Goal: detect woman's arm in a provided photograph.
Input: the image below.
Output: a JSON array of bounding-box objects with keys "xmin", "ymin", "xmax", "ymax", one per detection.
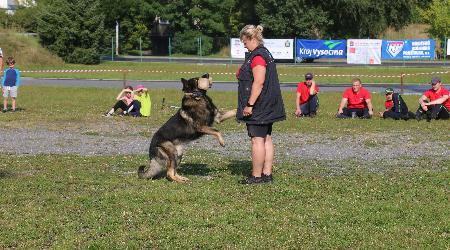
[{"xmin": 243, "ymin": 65, "xmax": 265, "ymax": 116}]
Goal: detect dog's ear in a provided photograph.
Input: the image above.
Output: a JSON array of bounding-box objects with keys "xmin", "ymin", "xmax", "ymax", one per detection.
[{"xmin": 181, "ymin": 78, "xmax": 189, "ymax": 91}]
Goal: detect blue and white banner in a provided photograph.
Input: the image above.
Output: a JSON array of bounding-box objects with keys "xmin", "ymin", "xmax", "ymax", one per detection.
[
  {"xmin": 296, "ymin": 39, "xmax": 346, "ymax": 59},
  {"xmin": 382, "ymin": 40, "xmax": 435, "ymax": 60}
]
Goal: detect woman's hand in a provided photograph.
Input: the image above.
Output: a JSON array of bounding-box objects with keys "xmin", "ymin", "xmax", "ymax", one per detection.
[{"xmin": 243, "ymin": 106, "xmax": 253, "ymax": 116}]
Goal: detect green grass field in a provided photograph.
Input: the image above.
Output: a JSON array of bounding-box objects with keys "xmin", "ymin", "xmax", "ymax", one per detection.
[
  {"xmin": 0, "ymin": 86, "xmax": 449, "ymax": 248},
  {"xmin": 20, "ymin": 61, "xmax": 450, "ymax": 84}
]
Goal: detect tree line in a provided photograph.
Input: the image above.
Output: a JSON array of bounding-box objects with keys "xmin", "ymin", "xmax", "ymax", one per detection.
[{"xmin": 0, "ymin": 0, "xmax": 447, "ymax": 64}]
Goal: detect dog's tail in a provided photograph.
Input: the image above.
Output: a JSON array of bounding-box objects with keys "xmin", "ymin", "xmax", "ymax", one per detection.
[{"xmin": 137, "ymin": 159, "xmax": 165, "ymax": 179}]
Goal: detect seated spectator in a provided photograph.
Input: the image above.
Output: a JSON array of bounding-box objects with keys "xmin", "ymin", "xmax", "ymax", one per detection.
[
  {"xmin": 133, "ymin": 85, "xmax": 151, "ymax": 117},
  {"xmin": 103, "ymin": 86, "xmax": 136, "ymax": 117},
  {"xmin": 336, "ymin": 78, "xmax": 373, "ymax": 118},
  {"xmin": 379, "ymin": 88, "xmax": 415, "ymax": 120},
  {"xmin": 295, "ymin": 72, "xmax": 319, "ymax": 117},
  {"xmin": 415, "ymin": 76, "xmax": 450, "ymax": 121}
]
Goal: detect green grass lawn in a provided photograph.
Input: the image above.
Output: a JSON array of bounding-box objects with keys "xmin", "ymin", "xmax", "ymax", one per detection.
[
  {"xmin": 0, "ymin": 85, "xmax": 449, "ymax": 248},
  {"xmin": 0, "ymin": 154, "xmax": 448, "ymax": 248},
  {"xmin": 20, "ymin": 61, "xmax": 450, "ymax": 84},
  {"xmin": 3, "ymin": 86, "xmax": 449, "ymax": 138}
]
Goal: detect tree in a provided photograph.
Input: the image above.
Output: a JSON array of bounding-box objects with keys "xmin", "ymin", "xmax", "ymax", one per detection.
[
  {"xmin": 255, "ymin": 0, "xmax": 331, "ymax": 38},
  {"xmin": 37, "ymin": 0, "xmax": 106, "ymax": 64},
  {"xmin": 253, "ymin": 0, "xmax": 417, "ymax": 39},
  {"xmin": 421, "ymin": 0, "xmax": 450, "ymax": 42}
]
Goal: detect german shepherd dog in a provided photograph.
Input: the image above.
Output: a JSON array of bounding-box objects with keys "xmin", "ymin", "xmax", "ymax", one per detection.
[{"xmin": 138, "ymin": 73, "xmax": 236, "ymax": 182}]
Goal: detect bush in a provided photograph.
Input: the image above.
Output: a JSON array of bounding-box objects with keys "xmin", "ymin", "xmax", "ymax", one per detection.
[
  {"xmin": 172, "ymin": 31, "xmax": 213, "ymax": 55},
  {"xmin": 65, "ymin": 48, "xmax": 100, "ymax": 64}
]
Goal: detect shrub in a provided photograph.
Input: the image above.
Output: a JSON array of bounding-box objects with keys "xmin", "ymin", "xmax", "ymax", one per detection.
[
  {"xmin": 172, "ymin": 31, "xmax": 213, "ymax": 55},
  {"xmin": 65, "ymin": 48, "xmax": 100, "ymax": 64}
]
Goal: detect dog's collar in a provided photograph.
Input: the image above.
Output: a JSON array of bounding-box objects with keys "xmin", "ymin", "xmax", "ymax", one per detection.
[{"xmin": 184, "ymin": 90, "xmax": 205, "ymax": 99}]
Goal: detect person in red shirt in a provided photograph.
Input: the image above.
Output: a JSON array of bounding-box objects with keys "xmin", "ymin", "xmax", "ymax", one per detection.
[
  {"xmin": 295, "ymin": 72, "xmax": 319, "ymax": 117},
  {"xmin": 336, "ymin": 78, "xmax": 373, "ymax": 118},
  {"xmin": 416, "ymin": 76, "xmax": 450, "ymax": 121}
]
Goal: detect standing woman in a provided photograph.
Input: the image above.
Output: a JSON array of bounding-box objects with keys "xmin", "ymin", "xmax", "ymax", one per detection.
[{"xmin": 236, "ymin": 25, "xmax": 286, "ymax": 184}]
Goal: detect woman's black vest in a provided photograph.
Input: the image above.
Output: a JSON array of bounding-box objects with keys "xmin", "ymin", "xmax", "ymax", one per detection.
[{"xmin": 236, "ymin": 45, "xmax": 286, "ymax": 124}]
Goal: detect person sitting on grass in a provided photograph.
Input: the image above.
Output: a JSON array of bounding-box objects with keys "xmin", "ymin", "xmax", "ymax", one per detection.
[
  {"xmin": 132, "ymin": 85, "xmax": 151, "ymax": 117},
  {"xmin": 336, "ymin": 78, "xmax": 373, "ymax": 119},
  {"xmin": 295, "ymin": 72, "xmax": 319, "ymax": 118},
  {"xmin": 103, "ymin": 86, "xmax": 136, "ymax": 117},
  {"xmin": 379, "ymin": 88, "xmax": 415, "ymax": 120},
  {"xmin": 1, "ymin": 57, "xmax": 21, "ymax": 112},
  {"xmin": 415, "ymin": 76, "xmax": 450, "ymax": 121}
]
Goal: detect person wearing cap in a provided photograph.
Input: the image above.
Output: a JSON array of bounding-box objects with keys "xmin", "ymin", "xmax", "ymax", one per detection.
[
  {"xmin": 379, "ymin": 88, "xmax": 414, "ymax": 120},
  {"xmin": 415, "ymin": 76, "xmax": 450, "ymax": 121},
  {"xmin": 336, "ymin": 78, "xmax": 373, "ymax": 118},
  {"xmin": 133, "ymin": 84, "xmax": 151, "ymax": 117},
  {"xmin": 103, "ymin": 86, "xmax": 135, "ymax": 117},
  {"xmin": 295, "ymin": 72, "xmax": 319, "ymax": 117}
]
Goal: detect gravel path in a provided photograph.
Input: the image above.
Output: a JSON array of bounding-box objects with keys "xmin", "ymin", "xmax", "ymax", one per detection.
[{"xmin": 0, "ymin": 128, "xmax": 448, "ymax": 165}]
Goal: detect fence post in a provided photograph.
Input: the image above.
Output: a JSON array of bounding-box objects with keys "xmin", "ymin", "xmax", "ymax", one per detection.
[
  {"xmin": 123, "ymin": 70, "xmax": 127, "ymax": 88},
  {"xmin": 161, "ymin": 97, "xmax": 166, "ymax": 110},
  {"xmin": 139, "ymin": 37, "xmax": 142, "ymax": 62},
  {"xmin": 168, "ymin": 37, "xmax": 172, "ymax": 63},
  {"xmin": 400, "ymin": 72, "xmax": 404, "ymax": 94},
  {"xmin": 111, "ymin": 37, "xmax": 114, "ymax": 61}
]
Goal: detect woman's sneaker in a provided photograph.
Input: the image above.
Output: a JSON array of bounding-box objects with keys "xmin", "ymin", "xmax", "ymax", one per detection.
[
  {"xmin": 262, "ymin": 174, "xmax": 273, "ymax": 183},
  {"xmin": 241, "ymin": 175, "xmax": 263, "ymax": 184}
]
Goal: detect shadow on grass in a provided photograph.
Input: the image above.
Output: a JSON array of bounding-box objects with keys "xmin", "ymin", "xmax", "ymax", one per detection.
[
  {"xmin": 0, "ymin": 169, "xmax": 14, "ymax": 178},
  {"xmin": 228, "ymin": 160, "xmax": 252, "ymax": 177},
  {"xmin": 178, "ymin": 163, "xmax": 211, "ymax": 176}
]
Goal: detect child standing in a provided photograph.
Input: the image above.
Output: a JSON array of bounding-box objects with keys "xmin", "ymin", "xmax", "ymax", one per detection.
[{"xmin": 1, "ymin": 57, "xmax": 21, "ymax": 112}]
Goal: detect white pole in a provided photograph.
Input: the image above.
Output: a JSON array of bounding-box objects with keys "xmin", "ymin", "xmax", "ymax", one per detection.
[{"xmin": 115, "ymin": 21, "xmax": 119, "ymax": 56}]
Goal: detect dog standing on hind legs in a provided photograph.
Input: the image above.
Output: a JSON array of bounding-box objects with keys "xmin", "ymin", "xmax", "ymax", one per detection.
[{"xmin": 138, "ymin": 74, "xmax": 236, "ymax": 182}]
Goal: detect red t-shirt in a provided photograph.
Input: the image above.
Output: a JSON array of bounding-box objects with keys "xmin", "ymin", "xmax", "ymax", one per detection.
[
  {"xmin": 343, "ymin": 87, "xmax": 371, "ymax": 109},
  {"xmin": 385, "ymin": 100, "xmax": 393, "ymax": 109},
  {"xmin": 296, "ymin": 82, "xmax": 319, "ymax": 104},
  {"xmin": 424, "ymin": 87, "xmax": 450, "ymax": 110},
  {"xmin": 235, "ymin": 55, "xmax": 267, "ymax": 78}
]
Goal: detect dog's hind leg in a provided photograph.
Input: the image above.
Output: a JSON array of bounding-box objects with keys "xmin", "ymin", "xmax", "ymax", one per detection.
[
  {"xmin": 160, "ymin": 142, "xmax": 189, "ymax": 182},
  {"xmin": 199, "ymin": 126, "xmax": 225, "ymax": 147},
  {"xmin": 215, "ymin": 109, "xmax": 237, "ymax": 123}
]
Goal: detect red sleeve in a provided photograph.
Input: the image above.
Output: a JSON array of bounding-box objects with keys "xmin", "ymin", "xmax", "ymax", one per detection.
[
  {"xmin": 441, "ymin": 88, "xmax": 449, "ymax": 95},
  {"xmin": 250, "ymin": 55, "xmax": 267, "ymax": 68},
  {"xmin": 296, "ymin": 83, "xmax": 302, "ymax": 93},
  {"xmin": 342, "ymin": 88, "xmax": 350, "ymax": 98},
  {"xmin": 424, "ymin": 90, "xmax": 432, "ymax": 98}
]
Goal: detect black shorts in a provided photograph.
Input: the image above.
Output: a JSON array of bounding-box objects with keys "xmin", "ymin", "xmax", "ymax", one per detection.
[{"xmin": 246, "ymin": 123, "xmax": 273, "ymax": 138}]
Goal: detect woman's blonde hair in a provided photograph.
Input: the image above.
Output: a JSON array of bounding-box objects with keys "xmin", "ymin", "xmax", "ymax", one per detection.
[{"xmin": 239, "ymin": 25, "xmax": 264, "ymax": 44}]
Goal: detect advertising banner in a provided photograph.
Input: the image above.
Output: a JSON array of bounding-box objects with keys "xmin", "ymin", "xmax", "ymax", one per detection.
[
  {"xmin": 447, "ymin": 39, "xmax": 450, "ymax": 56},
  {"xmin": 230, "ymin": 38, "xmax": 294, "ymax": 59},
  {"xmin": 347, "ymin": 39, "xmax": 382, "ymax": 64},
  {"xmin": 295, "ymin": 39, "xmax": 346, "ymax": 60},
  {"xmin": 382, "ymin": 40, "xmax": 435, "ymax": 60}
]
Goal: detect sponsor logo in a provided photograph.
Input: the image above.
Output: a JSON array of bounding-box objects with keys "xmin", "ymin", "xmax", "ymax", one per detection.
[
  {"xmin": 386, "ymin": 41, "xmax": 404, "ymax": 58},
  {"xmin": 323, "ymin": 41, "xmax": 343, "ymax": 49}
]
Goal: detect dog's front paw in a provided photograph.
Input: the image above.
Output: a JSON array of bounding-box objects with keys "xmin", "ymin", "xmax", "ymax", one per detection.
[{"xmin": 219, "ymin": 137, "xmax": 225, "ymax": 147}]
